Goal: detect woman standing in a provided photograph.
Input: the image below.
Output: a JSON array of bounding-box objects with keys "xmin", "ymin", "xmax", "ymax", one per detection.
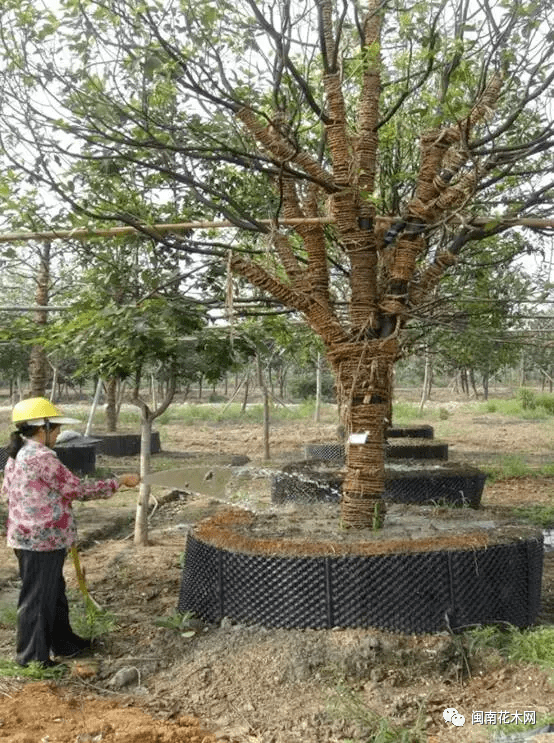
[{"xmin": 1, "ymin": 397, "xmax": 139, "ymax": 668}]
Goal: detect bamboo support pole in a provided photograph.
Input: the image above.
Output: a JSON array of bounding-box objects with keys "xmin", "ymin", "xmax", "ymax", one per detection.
[
  {"xmin": 0, "ymin": 218, "xmax": 332, "ymax": 243},
  {"xmin": 0, "ymin": 215, "xmax": 551, "ymax": 244}
]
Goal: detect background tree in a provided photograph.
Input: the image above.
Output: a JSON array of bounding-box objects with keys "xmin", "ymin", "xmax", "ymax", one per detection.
[
  {"xmin": 43, "ymin": 296, "xmax": 205, "ymax": 544},
  {"xmin": 1, "ymin": 0, "xmax": 553, "ymax": 528},
  {"xmin": 405, "ymin": 232, "xmax": 535, "ymax": 401}
]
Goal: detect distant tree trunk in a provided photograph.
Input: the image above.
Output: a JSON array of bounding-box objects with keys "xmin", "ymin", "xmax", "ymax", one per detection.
[
  {"xmin": 314, "ymin": 352, "xmax": 322, "ymax": 423},
  {"xmin": 29, "ymin": 241, "xmax": 51, "ymax": 397},
  {"xmin": 256, "ymin": 354, "xmax": 271, "ymax": 459},
  {"xmin": 134, "ymin": 413, "xmax": 153, "ymax": 546},
  {"xmin": 105, "ymin": 378, "xmax": 118, "ymax": 432},
  {"xmin": 279, "ymin": 366, "xmax": 287, "ymax": 400},
  {"xmin": 151, "ymin": 374, "xmax": 157, "ymax": 409},
  {"xmin": 241, "ymin": 373, "xmax": 249, "ymax": 413},
  {"xmin": 519, "ymin": 351, "xmax": 526, "ymax": 386},
  {"xmin": 85, "ymin": 378, "xmax": 103, "ymax": 436},
  {"xmin": 470, "ymin": 369, "xmax": 479, "ymax": 398},
  {"xmin": 482, "ymin": 371, "xmax": 489, "ymax": 400},
  {"xmin": 460, "ymin": 369, "xmax": 469, "ymax": 395},
  {"xmin": 49, "ymin": 366, "xmax": 58, "ymax": 402},
  {"xmin": 262, "ymin": 386, "xmax": 270, "ymax": 460},
  {"xmin": 419, "ymin": 347, "xmax": 433, "ymax": 413}
]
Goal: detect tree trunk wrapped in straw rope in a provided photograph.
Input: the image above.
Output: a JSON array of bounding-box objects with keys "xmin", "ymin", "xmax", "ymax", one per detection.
[{"xmin": 327, "ymin": 338, "xmax": 398, "ymax": 528}]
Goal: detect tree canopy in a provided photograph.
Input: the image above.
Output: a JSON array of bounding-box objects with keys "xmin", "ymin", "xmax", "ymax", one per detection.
[{"xmin": 1, "ymin": 0, "xmax": 553, "ymax": 527}]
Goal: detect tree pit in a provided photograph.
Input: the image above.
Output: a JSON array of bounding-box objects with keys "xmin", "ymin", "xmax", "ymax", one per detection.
[
  {"xmin": 178, "ymin": 505, "xmax": 543, "ymax": 633},
  {"xmin": 271, "ymin": 459, "xmax": 485, "ymax": 507}
]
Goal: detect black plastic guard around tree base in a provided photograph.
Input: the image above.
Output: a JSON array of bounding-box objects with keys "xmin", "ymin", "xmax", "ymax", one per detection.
[
  {"xmin": 385, "ymin": 425, "xmax": 434, "ymax": 439},
  {"xmin": 95, "ymin": 431, "xmax": 161, "ymax": 456},
  {"xmin": 0, "ymin": 444, "xmax": 97, "ymax": 475},
  {"xmin": 178, "ymin": 534, "xmax": 543, "ymax": 633},
  {"xmin": 386, "ymin": 440, "xmax": 449, "ymax": 460},
  {"xmin": 270, "ymin": 460, "xmax": 486, "ymax": 508},
  {"xmin": 305, "ymin": 436, "xmax": 446, "ymax": 464}
]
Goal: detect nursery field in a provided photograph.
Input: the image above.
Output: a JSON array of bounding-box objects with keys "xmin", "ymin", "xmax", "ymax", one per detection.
[{"xmin": 0, "ymin": 389, "xmax": 553, "ymax": 743}]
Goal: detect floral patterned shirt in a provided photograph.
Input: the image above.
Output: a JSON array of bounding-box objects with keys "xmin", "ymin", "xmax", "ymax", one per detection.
[{"xmin": 1, "ymin": 439, "xmax": 119, "ymax": 551}]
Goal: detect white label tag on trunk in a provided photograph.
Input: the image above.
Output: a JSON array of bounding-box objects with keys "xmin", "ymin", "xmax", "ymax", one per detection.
[{"xmin": 348, "ymin": 432, "xmax": 368, "ymax": 444}]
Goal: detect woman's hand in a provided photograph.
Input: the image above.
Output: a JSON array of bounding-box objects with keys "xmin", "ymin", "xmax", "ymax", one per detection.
[{"xmin": 118, "ymin": 473, "xmax": 140, "ymax": 488}]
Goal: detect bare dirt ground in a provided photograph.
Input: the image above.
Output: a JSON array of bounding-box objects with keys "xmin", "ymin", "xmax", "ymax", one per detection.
[{"xmin": 0, "ymin": 392, "xmax": 553, "ymax": 743}]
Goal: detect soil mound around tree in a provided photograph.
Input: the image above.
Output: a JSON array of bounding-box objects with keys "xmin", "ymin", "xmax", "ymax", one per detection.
[{"xmin": 192, "ymin": 503, "xmax": 540, "ymax": 556}]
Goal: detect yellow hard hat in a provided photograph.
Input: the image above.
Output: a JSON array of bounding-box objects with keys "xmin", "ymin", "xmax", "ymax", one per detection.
[{"xmin": 12, "ymin": 397, "xmax": 80, "ymax": 426}]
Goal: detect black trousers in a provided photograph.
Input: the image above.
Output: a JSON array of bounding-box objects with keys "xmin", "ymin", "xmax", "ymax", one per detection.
[{"xmin": 14, "ymin": 548, "xmax": 79, "ymax": 665}]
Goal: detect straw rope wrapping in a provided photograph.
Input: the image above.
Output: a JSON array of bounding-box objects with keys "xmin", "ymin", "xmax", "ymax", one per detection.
[
  {"xmin": 268, "ymin": 227, "xmax": 305, "ymax": 290},
  {"xmin": 410, "ymin": 250, "xmax": 458, "ymax": 306},
  {"xmin": 279, "ymin": 179, "xmax": 332, "ymax": 308},
  {"xmin": 328, "ymin": 337, "xmax": 398, "ymax": 411},
  {"xmin": 406, "ymin": 73, "xmax": 503, "ymax": 226},
  {"xmin": 342, "ymin": 402, "xmax": 388, "ymax": 528},
  {"xmin": 236, "ymin": 107, "xmax": 336, "ymax": 192},
  {"xmin": 230, "ymin": 254, "xmax": 311, "ymax": 314},
  {"xmin": 327, "ymin": 339, "xmax": 398, "ymax": 528}
]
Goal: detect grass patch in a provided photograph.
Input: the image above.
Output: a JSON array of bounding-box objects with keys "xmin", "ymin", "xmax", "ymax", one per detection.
[
  {"xmin": 0, "ymin": 658, "xmax": 67, "ymax": 679},
  {"xmin": 156, "ymin": 400, "xmax": 338, "ymax": 426},
  {"xmin": 328, "ymin": 679, "xmax": 426, "ymax": 743},
  {"xmin": 473, "ymin": 393, "xmax": 554, "ymax": 420},
  {"xmin": 69, "ymin": 594, "xmax": 118, "ymax": 640},
  {"xmin": 496, "ymin": 713, "xmax": 554, "ymax": 738},
  {"xmin": 390, "ymin": 402, "xmax": 427, "ymax": 423},
  {"xmin": 468, "ymin": 625, "xmax": 554, "ymax": 669},
  {"xmin": 484, "ymin": 455, "xmax": 536, "ymax": 481},
  {"xmin": 0, "ymin": 605, "xmax": 17, "ymax": 628},
  {"xmin": 511, "ymin": 505, "xmax": 554, "ymax": 528},
  {"xmin": 484, "ymin": 456, "xmax": 554, "ymax": 482}
]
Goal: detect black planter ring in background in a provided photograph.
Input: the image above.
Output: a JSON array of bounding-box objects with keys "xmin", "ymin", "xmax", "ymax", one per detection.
[
  {"xmin": 0, "ymin": 438, "xmax": 100, "ymax": 476},
  {"xmin": 386, "ymin": 425, "xmax": 434, "ymax": 439},
  {"xmin": 271, "ymin": 460, "xmax": 343, "ymax": 504},
  {"xmin": 54, "ymin": 437, "xmax": 100, "ymax": 475},
  {"xmin": 271, "ymin": 460, "xmax": 484, "ymax": 508},
  {"xmin": 178, "ymin": 509, "xmax": 543, "ymax": 634},
  {"xmin": 386, "ymin": 439, "xmax": 449, "ymax": 460},
  {"xmin": 305, "ymin": 436, "xmax": 446, "ymax": 464},
  {"xmin": 95, "ymin": 431, "xmax": 161, "ymax": 457}
]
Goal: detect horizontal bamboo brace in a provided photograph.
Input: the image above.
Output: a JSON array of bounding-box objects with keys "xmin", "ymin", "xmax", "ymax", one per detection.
[
  {"xmin": 0, "ymin": 218, "xmax": 335, "ymax": 243},
  {"xmin": 0, "ymin": 215, "xmax": 551, "ymax": 244}
]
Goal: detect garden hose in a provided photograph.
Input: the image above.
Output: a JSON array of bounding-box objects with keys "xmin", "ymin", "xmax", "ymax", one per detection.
[{"xmin": 70, "ymin": 545, "xmax": 103, "ymax": 612}]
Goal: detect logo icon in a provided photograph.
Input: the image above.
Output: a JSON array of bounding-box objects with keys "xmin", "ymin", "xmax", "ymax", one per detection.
[{"xmin": 443, "ymin": 708, "xmax": 466, "ymax": 727}]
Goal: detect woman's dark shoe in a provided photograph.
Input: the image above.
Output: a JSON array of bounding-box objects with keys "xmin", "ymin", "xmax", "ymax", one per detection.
[{"xmin": 52, "ymin": 637, "xmax": 92, "ymax": 658}]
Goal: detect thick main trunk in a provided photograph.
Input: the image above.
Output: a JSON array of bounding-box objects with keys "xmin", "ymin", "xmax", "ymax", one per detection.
[{"xmin": 327, "ymin": 337, "xmax": 398, "ymax": 529}]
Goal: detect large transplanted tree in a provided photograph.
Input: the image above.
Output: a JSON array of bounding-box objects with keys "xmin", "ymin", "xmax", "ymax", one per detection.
[{"xmin": 0, "ymin": 0, "xmax": 553, "ymax": 528}]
